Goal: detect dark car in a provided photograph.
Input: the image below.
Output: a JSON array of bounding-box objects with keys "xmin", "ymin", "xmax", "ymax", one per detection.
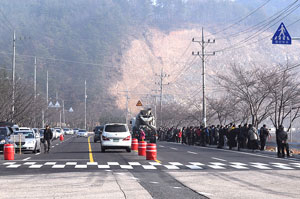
[
  {"xmin": 93, "ymin": 125, "xmax": 104, "ymax": 143},
  {"xmin": 0, "ymin": 127, "xmax": 12, "ymax": 151}
]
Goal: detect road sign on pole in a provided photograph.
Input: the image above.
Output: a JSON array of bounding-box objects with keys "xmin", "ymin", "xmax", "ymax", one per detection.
[
  {"xmin": 272, "ymin": 23, "xmax": 292, "ymax": 45},
  {"xmin": 136, "ymin": 100, "xmax": 143, "ymax": 106}
]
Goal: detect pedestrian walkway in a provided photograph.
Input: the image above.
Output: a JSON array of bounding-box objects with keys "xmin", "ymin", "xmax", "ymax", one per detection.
[{"xmin": 2, "ymin": 161, "xmax": 300, "ymax": 170}]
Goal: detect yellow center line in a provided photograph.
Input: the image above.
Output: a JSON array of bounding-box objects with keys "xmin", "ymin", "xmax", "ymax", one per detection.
[
  {"xmin": 155, "ymin": 159, "xmax": 161, "ymax": 163},
  {"xmin": 88, "ymin": 136, "xmax": 94, "ymax": 163}
]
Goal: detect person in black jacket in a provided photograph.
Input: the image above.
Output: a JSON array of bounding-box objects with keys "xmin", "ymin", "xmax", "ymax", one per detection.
[
  {"xmin": 277, "ymin": 125, "xmax": 290, "ymax": 158},
  {"xmin": 43, "ymin": 125, "xmax": 53, "ymax": 153},
  {"xmin": 259, "ymin": 124, "xmax": 270, "ymax": 151}
]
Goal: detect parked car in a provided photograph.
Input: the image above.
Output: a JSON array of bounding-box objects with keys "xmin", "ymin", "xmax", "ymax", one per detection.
[
  {"xmin": 19, "ymin": 127, "xmax": 31, "ymax": 131},
  {"xmin": 13, "ymin": 130, "xmax": 41, "ymax": 153},
  {"xmin": 39, "ymin": 128, "xmax": 45, "ymax": 143},
  {"xmin": 77, "ymin": 129, "xmax": 88, "ymax": 137},
  {"xmin": 0, "ymin": 127, "xmax": 12, "ymax": 151},
  {"xmin": 93, "ymin": 126, "xmax": 104, "ymax": 143},
  {"xmin": 100, "ymin": 123, "xmax": 131, "ymax": 153},
  {"xmin": 73, "ymin": 128, "xmax": 79, "ymax": 135},
  {"xmin": 54, "ymin": 128, "xmax": 63, "ymax": 137},
  {"xmin": 51, "ymin": 128, "xmax": 59, "ymax": 139}
]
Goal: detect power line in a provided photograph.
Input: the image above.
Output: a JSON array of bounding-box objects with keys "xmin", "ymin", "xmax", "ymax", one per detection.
[{"xmin": 207, "ymin": 0, "xmax": 272, "ymax": 38}]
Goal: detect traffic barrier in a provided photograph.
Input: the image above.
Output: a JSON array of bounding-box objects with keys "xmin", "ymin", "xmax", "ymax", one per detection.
[
  {"xmin": 60, "ymin": 134, "xmax": 64, "ymax": 141},
  {"xmin": 131, "ymin": 138, "xmax": 138, "ymax": 151},
  {"xmin": 4, "ymin": 144, "xmax": 14, "ymax": 160},
  {"xmin": 138, "ymin": 141, "xmax": 147, "ymax": 156},
  {"xmin": 146, "ymin": 143, "xmax": 157, "ymax": 160}
]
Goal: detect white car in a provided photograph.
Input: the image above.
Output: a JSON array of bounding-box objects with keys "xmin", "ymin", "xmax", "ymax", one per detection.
[
  {"xmin": 13, "ymin": 130, "xmax": 41, "ymax": 153},
  {"xmin": 100, "ymin": 123, "xmax": 131, "ymax": 153},
  {"xmin": 19, "ymin": 127, "xmax": 31, "ymax": 131},
  {"xmin": 77, "ymin": 129, "xmax": 88, "ymax": 137}
]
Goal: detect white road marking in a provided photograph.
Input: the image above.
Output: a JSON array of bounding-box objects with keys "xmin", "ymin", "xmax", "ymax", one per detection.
[
  {"xmin": 107, "ymin": 162, "xmax": 119, "ymax": 165},
  {"xmin": 44, "ymin": 162, "xmax": 56, "ymax": 165},
  {"xmin": 229, "ymin": 162, "xmax": 249, "ymax": 169},
  {"xmin": 164, "ymin": 165, "xmax": 180, "ymax": 170},
  {"xmin": 271, "ymin": 163, "xmax": 295, "ymax": 170},
  {"xmin": 22, "ymin": 157, "xmax": 31, "ymax": 161},
  {"xmin": 87, "ymin": 162, "xmax": 98, "ymax": 165},
  {"xmin": 66, "ymin": 162, "xmax": 77, "ymax": 166},
  {"xmin": 6, "ymin": 164, "xmax": 21, "ymax": 168},
  {"xmin": 128, "ymin": 162, "xmax": 141, "ymax": 166},
  {"xmin": 29, "ymin": 164, "xmax": 43, "ymax": 169},
  {"xmin": 170, "ymin": 147, "xmax": 178, "ymax": 150},
  {"xmin": 290, "ymin": 163, "xmax": 300, "ymax": 168},
  {"xmin": 98, "ymin": 165, "xmax": 110, "ymax": 169},
  {"xmin": 149, "ymin": 162, "xmax": 162, "ymax": 166},
  {"xmin": 120, "ymin": 165, "xmax": 133, "ymax": 169},
  {"xmin": 150, "ymin": 181, "xmax": 159, "ymax": 184},
  {"xmin": 159, "ymin": 145, "xmax": 165, "ymax": 148},
  {"xmin": 189, "ymin": 162, "xmax": 205, "ymax": 166},
  {"xmin": 173, "ymin": 187, "xmax": 181, "ymax": 189},
  {"xmin": 186, "ymin": 165, "xmax": 203, "ymax": 169},
  {"xmin": 169, "ymin": 162, "xmax": 183, "ymax": 166},
  {"xmin": 51, "ymin": 146, "xmax": 55, "ymax": 148},
  {"xmin": 198, "ymin": 192, "xmax": 214, "ymax": 196},
  {"xmin": 52, "ymin": 165, "xmax": 66, "ymax": 169},
  {"xmin": 196, "ymin": 145, "xmax": 300, "ymax": 162},
  {"xmin": 187, "ymin": 151, "xmax": 198, "ymax": 154},
  {"xmin": 75, "ymin": 165, "xmax": 87, "ymax": 169},
  {"xmin": 249, "ymin": 162, "xmax": 272, "ymax": 170},
  {"xmin": 35, "ymin": 153, "xmax": 41, "ymax": 156},
  {"xmin": 23, "ymin": 162, "xmax": 36, "ymax": 165},
  {"xmin": 208, "ymin": 162, "xmax": 226, "ymax": 169},
  {"xmin": 142, "ymin": 165, "xmax": 157, "ymax": 170},
  {"xmin": 212, "ymin": 157, "xmax": 227, "ymax": 162},
  {"xmin": 56, "ymin": 144, "xmax": 59, "ymax": 146},
  {"xmin": 3, "ymin": 162, "xmax": 16, "ymax": 165}
]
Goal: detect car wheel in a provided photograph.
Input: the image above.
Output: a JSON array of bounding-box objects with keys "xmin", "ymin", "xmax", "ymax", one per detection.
[
  {"xmin": 101, "ymin": 146, "xmax": 105, "ymax": 153},
  {"xmin": 126, "ymin": 148, "xmax": 131, "ymax": 153}
]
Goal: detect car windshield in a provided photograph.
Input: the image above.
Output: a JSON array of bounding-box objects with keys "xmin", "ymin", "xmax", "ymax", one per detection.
[
  {"xmin": 0, "ymin": 128, "xmax": 7, "ymax": 139},
  {"xmin": 105, "ymin": 125, "xmax": 127, "ymax": 132},
  {"xmin": 64, "ymin": 128, "xmax": 69, "ymax": 131},
  {"xmin": 14, "ymin": 131, "xmax": 34, "ymax": 138},
  {"xmin": 79, "ymin": 130, "xmax": 86, "ymax": 132}
]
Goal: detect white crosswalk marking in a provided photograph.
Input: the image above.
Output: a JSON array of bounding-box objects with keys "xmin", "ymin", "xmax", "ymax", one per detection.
[
  {"xmin": 44, "ymin": 162, "xmax": 56, "ymax": 165},
  {"xmin": 3, "ymin": 162, "xmax": 16, "ymax": 165},
  {"xmin": 187, "ymin": 151, "xmax": 198, "ymax": 154},
  {"xmin": 87, "ymin": 162, "xmax": 98, "ymax": 165},
  {"xmin": 128, "ymin": 162, "xmax": 141, "ymax": 166},
  {"xmin": 164, "ymin": 165, "xmax": 180, "ymax": 170},
  {"xmin": 98, "ymin": 165, "xmax": 110, "ymax": 169},
  {"xmin": 189, "ymin": 162, "xmax": 204, "ymax": 166},
  {"xmin": 271, "ymin": 163, "xmax": 294, "ymax": 170},
  {"xmin": 142, "ymin": 165, "xmax": 157, "ymax": 170},
  {"xmin": 23, "ymin": 162, "xmax": 36, "ymax": 165},
  {"xmin": 169, "ymin": 162, "xmax": 183, "ymax": 166},
  {"xmin": 75, "ymin": 165, "xmax": 87, "ymax": 169},
  {"xmin": 6, "ymin": 164, "xmax": 21, "ymax": 168},
  {"xmin": 149, "ymin": 162, "xmax": 162, "ymax": 166},
  {"xmin": 65, "ymin": 162, "xmax": 77, "ymax": 166},
  {"xmin": 186, "ymin": 165, "xmax": 203, "ymax": 169},
  {"xmin": 52, "ymin": 165, "xmax": 65, "ymax": 169},
  {"xmin": 120, "ymin": 165, "xmax": 133, "ymax": 169},
  {"xmin": 208, "ymin": 162, "xmax": 226, "ymax": 169},
  {"xmin": 229, "ymin": 162, "xmax": 249, "ymax": 169},
  {"xmin": 29, "ymin": 164, "xmax": 43, "ymax": 169},
  {"xmin": 250, "ymin": 162, "xmax": 272, "ymax": 170},
  {"xmin": 290, "ymin": 163, "xmax": 300, "ymax": 168},
  {"xmin": 107, "ymin": 162, "xmax": 119, "ymax": 165}
]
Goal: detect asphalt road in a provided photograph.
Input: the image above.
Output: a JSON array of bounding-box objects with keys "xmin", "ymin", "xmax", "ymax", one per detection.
[{"xmin": 1, "ymin": 135, "xmax": 300, "ymax": 199}]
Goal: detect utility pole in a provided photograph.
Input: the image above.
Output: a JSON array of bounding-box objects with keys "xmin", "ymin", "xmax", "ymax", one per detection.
[
  {"xmin": 11, "ymin": 31, "xmax": 16, "ymax": 122},
  {"xmin": 155, "ymin": 68, "xmax": 169, "ymax": 127},
  {"xmin": 192, "ymin": 27, "xmax": 215, "ymax": 127},
  {"xmin": 84, "ymin": 80, "xmax": 87, "ymax": 130},
  {"xmin": 62, "ymin": 100, "xmax": 65, "ymax": 125},
  {"xmin": 34, "ymin": 57, "xmax": 37, "ymax": 128},
  {"xmin": 46, "ymin": 70, "xmax": 49, "ymax": 107},
  {"xmin": 119, "ymin": 90, "xmax": 130, "ymax": 125}
]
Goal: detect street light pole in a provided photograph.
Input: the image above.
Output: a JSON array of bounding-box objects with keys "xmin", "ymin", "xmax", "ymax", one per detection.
[
  {"xmin": 12, "ymin": 31, "xmax": 16, "ymax": 122},
  {"xmin": 34, "ymin": 57, "xmax": 37, "ymax": 128},
  {"xmin": 46, "ymin": 70, "xmax": 49, "ymax": 107},
  {"xmin": 85, "ymin": 80, "xmax": 87, "ymax": 130}
]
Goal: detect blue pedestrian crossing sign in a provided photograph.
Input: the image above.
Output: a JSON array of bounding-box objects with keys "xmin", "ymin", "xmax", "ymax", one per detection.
[{"xmin": 272, "ymin": 23, "xmax": 291, "ymax": 45}]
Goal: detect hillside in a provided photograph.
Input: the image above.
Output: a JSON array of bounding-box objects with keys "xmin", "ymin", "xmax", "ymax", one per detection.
[{"xmin": 0, "ymin": 0, "xmax": 300, "ymax": 124}]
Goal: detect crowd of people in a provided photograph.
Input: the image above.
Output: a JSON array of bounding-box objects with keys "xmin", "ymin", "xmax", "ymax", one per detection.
[{"xmin": 157, "ymin": 123, "xmax": 290, "ymax": 158}]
